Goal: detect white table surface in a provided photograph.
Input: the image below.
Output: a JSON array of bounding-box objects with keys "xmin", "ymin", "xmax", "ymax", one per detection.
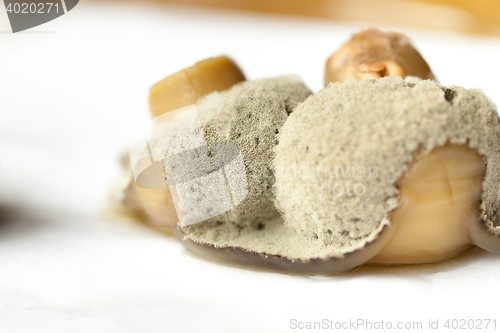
[{"xmin": 1, "ymin": 1, "xmax": 500, "ymax": 332}]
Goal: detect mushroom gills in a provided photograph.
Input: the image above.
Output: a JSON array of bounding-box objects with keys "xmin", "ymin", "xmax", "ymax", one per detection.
[{"xmin": 371, "ymin": 143, "xmax": 485, "ymax": 264}]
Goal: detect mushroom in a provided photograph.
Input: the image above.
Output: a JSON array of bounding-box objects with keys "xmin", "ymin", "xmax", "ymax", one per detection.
[
  {"xmin": 325, "ymin": 28, "xmax": 435, "ymax": 85},
  {"xmin": 115, "ymin": 56, "xmax": 246, "ymax": 230},
  {"xmin": 273, "ymin": 77, "xmax": 500, "ymax": 271},
  {"xmin": 174, "ymin": 77, "xmax": 500, "ymax": 274},
  {"xmin": 115, "ymin": 34, "xmax": 500, "ymax": 275},
  {"xmin": 149, "ymin": 56, "xmax": 245, "ymax": 118}
]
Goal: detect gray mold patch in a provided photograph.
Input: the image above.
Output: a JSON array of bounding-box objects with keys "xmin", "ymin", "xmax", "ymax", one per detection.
[{"xmin": 274, "ymin": 77, "xmax": 500, "ymax": 255}]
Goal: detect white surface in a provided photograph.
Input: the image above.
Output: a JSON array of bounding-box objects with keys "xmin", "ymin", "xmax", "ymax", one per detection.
[{"xmin": 1, "ymin": 1, "xmax": 500, "ymax": 332}]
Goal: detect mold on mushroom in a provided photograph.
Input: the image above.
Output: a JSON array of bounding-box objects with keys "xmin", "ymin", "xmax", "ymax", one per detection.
[
  {"xmin": 325, "ymin": 28, "xmax": 435, "ymax": 85},
  {"xmin": 114, "ymin": 39, "xmax": 500, "ymax": 275},
  {"xmin": 149, "ymin": 56, "xmax": 245, "ymax": 118},
  {"xmin": 274, "ymin": 77, "xmax": 500, "ymax": 267},
  {"xmin": 115, "ymin": 56, "xmax": 246, "ymax": 230},
  {"xmin": 139, "ymin": 76, "xmax": 500, "ymax": 274}
]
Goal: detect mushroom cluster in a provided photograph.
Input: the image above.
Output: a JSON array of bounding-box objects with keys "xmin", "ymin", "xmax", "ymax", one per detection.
[{"xmin": 115, "ymin": 29, "xmax": 500, "ymax": 274}]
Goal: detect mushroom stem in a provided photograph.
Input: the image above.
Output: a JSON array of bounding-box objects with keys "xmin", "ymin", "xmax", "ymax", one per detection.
[{"xmin": 371, "ymin": 143, "xmax": 485, "ymax": 264}]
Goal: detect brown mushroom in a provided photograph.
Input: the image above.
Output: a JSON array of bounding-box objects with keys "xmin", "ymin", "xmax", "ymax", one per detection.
[{"xmin": 325, "ymin": 28, "xmax": 435, "ymax": 86}]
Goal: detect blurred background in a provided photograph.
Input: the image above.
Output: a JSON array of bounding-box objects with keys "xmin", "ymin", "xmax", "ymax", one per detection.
[
  {"xmin": 1, "ymin": 1, "xmax": 500, "ymax": 332},
  {"xmin": 106, "ymin": 0, "xmax": 500, "ymax": 35}
]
